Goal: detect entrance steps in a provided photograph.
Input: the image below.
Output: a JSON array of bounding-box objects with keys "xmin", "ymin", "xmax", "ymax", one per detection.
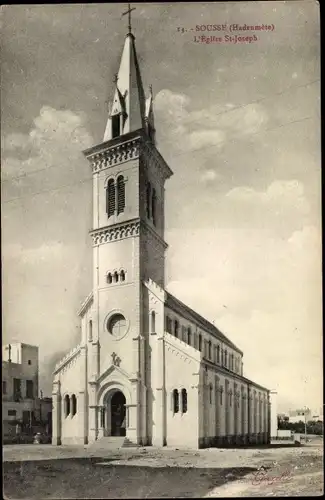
[{"xmin": 88, "ymin": 436, "xmax": 139, "ymax": 450}]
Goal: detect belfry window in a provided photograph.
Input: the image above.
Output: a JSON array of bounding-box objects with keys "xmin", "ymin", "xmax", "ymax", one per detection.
[
  {"xmin": 174, "ymin": 320, "xmax": 179, "ymax": 338},
  {"xmin": 208, "ymin": 340, "xmax": 212, "ymax": 359},
  {"xmin": 117, "ymin": 175, "xmax": 125, "ymax": 214},
  {"xmin": 225, "ymin": 349, "xmax": 228, "ymax": 367},
  {"xmin": 198, "ymin": 334, "xmax": 202, "ymax": 352},
  {"xmin": 120, "ymin": 270, "xmax": 125, "ymax": 282},
  {"xmin": 106, "ymin": 179, "xmax": 115, "ymax": 218},
  {"xmin": 112, "ymin": 114, "xmax": 121, "ymax": 138}
]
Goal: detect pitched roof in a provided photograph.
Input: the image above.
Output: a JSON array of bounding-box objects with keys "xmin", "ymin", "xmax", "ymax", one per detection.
[{"xmin": 166, "ymin": 291, "xmax": 243, "ymax": 355}]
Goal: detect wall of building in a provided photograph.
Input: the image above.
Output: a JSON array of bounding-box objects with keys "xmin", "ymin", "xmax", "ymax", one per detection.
[{"xmin": 163, "ymin": 331, "xmax": 201, "ymax": 448}]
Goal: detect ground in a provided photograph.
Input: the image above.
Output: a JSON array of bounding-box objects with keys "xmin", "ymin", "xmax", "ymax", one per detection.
[{"xmin": 3, "ymin": 438, "xmax": 323, "ymax": 498}]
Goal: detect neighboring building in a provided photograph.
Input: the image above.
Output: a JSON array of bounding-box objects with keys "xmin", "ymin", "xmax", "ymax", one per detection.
[
  {"xmin": 2, "ymin": 343, "xmax": 52, "ymax": 437},
  {"xmin": 52, "ymin": 23, "xmax": 271, "ymax": 448},
  {"xmin": 270, "ymin": 391, "xmax": 278, "ymax": 438}
]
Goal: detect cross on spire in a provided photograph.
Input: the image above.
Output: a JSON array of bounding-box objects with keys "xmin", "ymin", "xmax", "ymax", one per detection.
[{"xmin": 122, "ymin": 3, "xmax": 136, "ymax": 34}]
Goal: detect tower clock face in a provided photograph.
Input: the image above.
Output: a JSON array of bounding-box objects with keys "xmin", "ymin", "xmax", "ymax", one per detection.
[{"xmin": 107, "ymin": 313, "xmax": 128, "ymax": 338}]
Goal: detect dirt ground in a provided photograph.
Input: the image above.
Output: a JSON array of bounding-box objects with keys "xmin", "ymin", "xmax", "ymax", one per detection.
[{"xmin": 3, "ymin": 439, "xmax": 323, "ymax": 498}]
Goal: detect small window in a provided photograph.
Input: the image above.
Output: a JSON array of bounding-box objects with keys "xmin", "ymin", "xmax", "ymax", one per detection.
[
  {"xmin": 113, "ymin": 271, "xmax": 119, "ymax": 283},
  {"xmin": 3, "ymin": 381, "xmax": 7, "ymax": 394},
  {"xmin": 26, "ymin": 380, "xmax": 34, "ymax": 399},
  {"xmin": 88, "ymin": 320, "xmax": 93, "ymax": 342},
  {"xmin": 229, "ymin": 392, "xmax": 232, "ymax": 407},
  {"xmin": 198, "ymin": 334, "xmax": 202, "ymax": 352},
  {"xmin": 107, "ymin": 273, "xmax": 113, "ymax": 284},
  {"xmin": 220, "ymin": 389, "xmax": 223, "ymax": 405},
  {"xmin": 112, "ymin": 114, "xmax": 121, "ymax": 138},
  {"xmin": 166, "ymin": 316, "xmax": 172, "ymax": 334},
  {"xmin": 146, "ymin": 182, "xmax": 151, "ymax": 219},
  {"xmin": 13, "ymin": 378, "xmax": 21, "ymax": 402},
  {"xmin": 120, "ymin": 270, "xmax": 125, "ymax": 282},
  {"xmin": 174, "ymin": 320, "xmax": 179, "ymax": 338},
  {"xmin": 187, "ymin": 327, "xmax": 192, "ymax": 345},
  {"xmin": 28, "ymin": 360, "xmax": 31, "ymax": 365},
  {"xmin": 64, "ymin": 394, "xmax": 70, "ymax": 417},
  {"xmin": 209, "ymin": 384, "xmax": 213, "ymax": 404},
  {"xmin": 181, "ymin": 388, "xmax": 187, "ymax": 413},
  {"xmin": 8, "ymin": 409, "xmax": 16, "ymax": 417},
  {"xmin": 152, "ymin": 188, "xmax": 157, "ymax": 226},
  {"xmin": 173, "ymin": 389, "xmax": 179, "ymax": 414},
  {"xmin": 151, "ymin": 311, "xmax": 156, "ymax": 334},
  {"xmin": 71, "ymin": 394, "xmax": 77, "ymax": 416},
  {"xmin": 225, "ymin": 349, "xmax": 228, "ymax": 367},
  {"xmin": 208, "ymin": 340, "xmax": 212, "ymax": 359}
]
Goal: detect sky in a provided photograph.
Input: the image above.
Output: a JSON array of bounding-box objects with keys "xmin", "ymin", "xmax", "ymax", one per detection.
[{"xmin": 1, "ymin": 2, "xmax": 322, "ymax": 413}]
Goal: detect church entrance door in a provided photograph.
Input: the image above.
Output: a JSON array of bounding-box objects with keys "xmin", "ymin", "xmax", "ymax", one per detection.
[{"xmin": 110, "ymin": 391, "xmax": 126, "ymax": 437}]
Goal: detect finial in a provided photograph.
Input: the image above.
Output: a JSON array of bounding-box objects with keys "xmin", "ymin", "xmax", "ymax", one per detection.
[{"xmin": 122, "ymin": 3, "xmax": 136, "ymax": 34}]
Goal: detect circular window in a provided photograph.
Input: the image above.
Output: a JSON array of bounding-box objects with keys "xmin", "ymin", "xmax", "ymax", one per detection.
[{"xmin": 107, "ymin": 313, "xmax": 127, "ymax": 337}]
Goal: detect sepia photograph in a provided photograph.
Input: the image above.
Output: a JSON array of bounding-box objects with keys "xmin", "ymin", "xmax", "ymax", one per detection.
[{"xmin": 1, "ymin": 1, "xmax": 322, "ymax": 498}]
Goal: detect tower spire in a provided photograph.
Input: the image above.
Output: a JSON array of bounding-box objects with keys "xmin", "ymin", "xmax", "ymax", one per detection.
[{"xmin": 103, "ymin": 6, "xmax": 147, "ymax": 142}]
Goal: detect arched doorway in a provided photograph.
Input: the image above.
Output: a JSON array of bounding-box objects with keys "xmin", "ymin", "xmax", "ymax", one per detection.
[{"xmin": 110, "ymin": 391, "xmax": 126, "ymax": 437}]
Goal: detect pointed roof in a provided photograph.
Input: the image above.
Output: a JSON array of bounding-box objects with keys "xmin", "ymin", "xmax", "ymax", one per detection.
[{"xmin": 103, "ymin": 33, "xmax": 146, "ymax": 142}]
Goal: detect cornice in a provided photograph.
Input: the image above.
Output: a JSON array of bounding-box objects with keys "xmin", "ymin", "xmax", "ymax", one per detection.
[
  {"xmin": 86, "ymin": 136, "xmax": 141, "ymax": 174},
  {"xmin": 90, "ymin": 218, "xmax": 140, "ymax": 246}
]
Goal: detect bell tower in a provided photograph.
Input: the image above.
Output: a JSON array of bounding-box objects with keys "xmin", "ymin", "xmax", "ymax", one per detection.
[{"xmin": 82, "ymin": 17, "xmax": 172, "ymax": 444}]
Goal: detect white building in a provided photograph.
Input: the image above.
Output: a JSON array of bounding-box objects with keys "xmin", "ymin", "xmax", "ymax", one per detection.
[
  {"xmin": 2, "ymin": 343, "xmax": 52, "ymax": 437},
  {"xmin": 52, "ymin": 24, "xmax": 271, "ymax": 449}
]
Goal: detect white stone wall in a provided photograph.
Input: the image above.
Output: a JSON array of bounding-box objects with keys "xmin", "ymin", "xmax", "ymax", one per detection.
[{"xmin": 164, "ymin": 332, "xmax": 201, "ymax": 448}]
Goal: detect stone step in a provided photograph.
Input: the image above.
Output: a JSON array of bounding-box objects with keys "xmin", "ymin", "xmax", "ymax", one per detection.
[
  {"xmin": 88, "ymin": 436, "xmax": 126, "ymax": 449},
  {"xmin": 122, "ymin": 437, "xmax": 138, "ymax": 448}
]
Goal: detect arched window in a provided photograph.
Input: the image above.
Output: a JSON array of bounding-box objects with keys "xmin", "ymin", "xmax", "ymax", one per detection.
[
  {"xmin": 198, "ymin": 334, "xmax": 202, "ymax": 352},
  {"xmin": 151, "ymin": 311, "xmax": 156, "ymax": 334},
  {"xmin": 71, "ymin": 394, "xmax": 77, "ymax": 416},
  {"xmin": 106, "ymin": 179, "xmax": 115, "ymax": 218},
  {"xmin": 208, "ymin": 340, "xmax": 212, "ymax": 359},
  {"xmin": 88, "ymin": 320, "xmax": 93, "ymax": 342},
  {"xmin": 120, "ymin": 270, "xmax": 125, "ymax": 282},
  {"xmin": 107, "ymin": 273, "xmax": 113, "ymax": 284},
  {"xmin": 113, "ymin": 271, "xmax": 119, "ymax": 283},
  {"xmin": 187, "ymin": 327, "xmax": 192, "ymax": 345},
  {"xmin": 209, "ymin": 384, "xmax": 213, "ymax": 404},
  {"xmin": 173, "ymin": 389, "xmax": 179, "ymax": 414},
  {"xmin": 217, "ymin": 345, "xmax": 220, "ymax": 363},
  {"xmin": 117, "ymin": 175, "xmax": 125, "ymax": 215},
  {"xmin": 64, "ymin": 395, "xmax": 70, "ymax": 418},
  {"xmin": 231, "ymin": 353, "xmax": 234, "ymax": 370},
  {"xmin": 174, "ymin": 319, "xmax": 179, "ymax": 338},
  {"xmin": 181, "ymin": 389, "xmax": 187, "ymax": 413},
  {"xmin": 225, "ymin": 349, "xmax": 228, "ymax": 367},
  {"xmin": 146, "ymin": 182, "xmax": 151, "ymax": 219},
  {"xmin": 152, "ymin": 188, "xmax": 157, "ymax": 226}
]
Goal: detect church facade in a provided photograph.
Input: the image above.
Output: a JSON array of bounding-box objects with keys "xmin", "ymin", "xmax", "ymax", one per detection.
[{"xmin": 52, "ymin": 27, "xmax": 270, "ymax": 449}]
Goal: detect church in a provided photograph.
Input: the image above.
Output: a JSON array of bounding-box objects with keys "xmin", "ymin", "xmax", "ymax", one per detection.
[{"xmin": 52, "ymin": 18, "xmax": 271, "ymax": 449}]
